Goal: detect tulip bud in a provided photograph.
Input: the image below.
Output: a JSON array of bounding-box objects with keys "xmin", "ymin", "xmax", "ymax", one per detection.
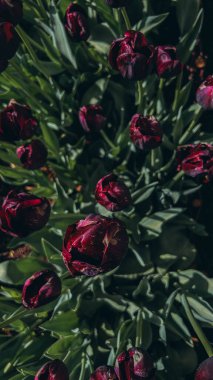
[
  {"xmin": 0, "ymin": 99, "xmax": 38, "ymax": 141},
  {"xmin": 95, "ymin": 173, "xmax": 132, "ymax": 212},
  {"xmin": 62, "ymin": 214, "xmax": 128, "ymax": 277},
  {"xmin": 90, "ymin": 366, "xmax": 118, "ymax": 380},
  {"xmin": 0, "ymin": 22, "xmax": 19, "ymax": 60},
  {"xmin": 0, "ymin": 191, "xmax": 51, "ymax": 237},
  {"xmin": 109, "ymin": 31, "xmax": 154, "ymax": 80},
  {"xmin": 196, "ymin": 75, "xmax": 213, "ymax": 110},
  {"xmin": 0, "ymin": 0, "xmax": 23, "ymax": 25},
  {"xmin": 65, "ymin": 2, "xmax": 90, "ymax": 42},
  {"xmin": 114, "ymin": 347, "xmax": 155, "ymax": 380},
  {"xmin": 105, "ymin": 0, "xmax": 128, "ymax": 8},
  {"xmin": 195, "ymin": 357, "xmax": 213, "ymax": 380},
  {"xmin": 22, "ymin": 270, "xmax": 62, "ymax": 309},
  {"xmin": 35, "ymin": 359, "xmax": 69, "ymax": 380},
  {"xmin": 16, "ymin": 139, "xmax": 48, "ymax": 170},
  {"xmin": 155, "ymin": 46, "xmax": 182, "ymax": 78},
  {"xmin": 176, "ymin": 143, "xmax": 213, "ymax": 183},
  {"xmin": 129, "ymin": 114, "xmax": 162, "ymax": 150},
  {"xmin": 79, "ymin": 105, "xmax": 106, "ymax": 133}
]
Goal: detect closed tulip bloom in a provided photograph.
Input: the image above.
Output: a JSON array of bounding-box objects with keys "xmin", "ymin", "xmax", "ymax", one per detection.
[
  {"xmin": 79, "ymin": 105, "xmax": 106, "ymax": 133},
  {"xmin": 22, "ymin": 270, "xmax": 62, "ymax": 309},
  {"xmin": 155, "ymin": 46, "xmax": 182, "ymax": 78},
  {"xmin": 0, "ymin": 99, "xmax": 38, "ymax": 141},
  {"xmin": 195, "ymin": 357, "xmax": 213, "ymax": 380},
  {"xmin": 65, "ymin": 2, "xmax": 90, "ymax": 42},
  {"xmin": 130, "ymin": 114, "xmax": 162, "ymax": 150},
  {"xmin": 95, "ymin": 173, "xmax": 132, "ymax": 211},
  {"xmin": 0, "ymin": 191, "xmax": 51, "ymax": 237},
  {"xmin": 0, "ymin": 0, "xmax": 23, "ymax": 25},
  {"xmin": 196, "ymin": 75, "xmax": 213, "ymax": 110},
  {"xmin": 62, "ymin": 214, "xmax": 128, "ymax": 277},
  {"xmin": 90, "ymin": 366, "xmax": 118, "ymax": 380},
  {"xmin": 35, "ymin": 359, "xmax": 69, "ymax": 380},
  {"xmin": 0, "ymin": 21, "xmax": 19, "ymax": 60},
  {"xmin": 16, "ymin": 139, "xmax": 48, "ymax": 170},
  {"xmin": 105, "ymin": 0, "xmax": 128, "ymax": 8},
  {"xmin": 115, "ymin": 347, "xmax": 155, "ymax": 380}
]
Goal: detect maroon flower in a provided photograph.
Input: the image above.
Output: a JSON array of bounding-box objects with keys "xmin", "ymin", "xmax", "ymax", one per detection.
[
  {"xmin": 0, "ymin": 21, "xmax": 19, "ymax": 60},
  {"xmin": 195, "ymin": 357, "xmax": 213, "ymax": 380},
  {"xmin": 0, "ymin": 99, "xmax": 38, "ymax": 141},
  {"xmin": 196, "ymin": 75, "xmax": 213, "ymax": 109},
  {"xmin": 114, "ymin": 347, "xmax": 155, "ymax": 380},
  {"xmin": 90, "ymin": 366, "xmax": 118, "ymax": 380},
  {"xmin": 0, "ymin": 191, "xmax": 51, "ymax": 237},
  {"xmin": 16, "ymin": 139, "xmax": 48, "ymax": 170},
  {"xmin": 105, "ymin": 0, "xmax": 128, "ymax": 8},
  {"xmin": 155, "ymin": 46, "xmax": 182, "ymax": 78},
  {"xmin": 22, "ymin": 270, "xmax": 61, "ymax": 309},
  {"xmin": 35, "ymin": 359, "xmax": 69, "ymax": 380},
  {"xmin": 95, "ymin": 173, "xmax": 132, "ymax": 212},
  {"xmin": 129, "ymin": 114, "xmax": 162, "ymax": 150},
  {"xmin": 79, "ymin": 105, "xmax": 106, "ymax": 133},
  {"xmin": 109, "ymin": 30, "xmax": 154, "ymax": 80},
  {"xmin": 0, "ymin": 0, "xmax": 23, "ymax": 25},
  {"xmin": 0, "ymin": 60, "xmax": 8, "ymax": 73},
  {"xmin": 65, "ymin": 2, "xmax": 90, "ymax": 42},
  {"xmin": 176, "ymin": 143, "xmax": 213, "ymax": 183},
  {"xmin": 62, "ymin": 214, "xmax": 128, "ymax": 277}
]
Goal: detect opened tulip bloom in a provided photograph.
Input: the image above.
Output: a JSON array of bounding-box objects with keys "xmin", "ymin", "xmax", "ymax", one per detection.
[
  {"xmin": 95, "ymin": 173, "xmax": 132, "ymax": 211},
  {"xmin": 130, "ymin": 114, "xmax": 162, "ymax": 150},
  {"xmin": 195, "ymin": 357, "xmax": 213, "ymax": 380},
  {"xmin": 65, "ymin": 2, "xmax": 90, "ymax": 42},
  {"xmin": 16, "ymin": 139, "xmax": 48, "ymax": 170},
  {"xmin": 79, "ymin": 105, "xmax": 106, "ymax": 133},
  {"xmin": 0, "ymin": 191, "xmax": 51, "ymax": 237},
  {"xmin": 155, "ymin": 46, "xmax": 182, "ymax": 78},
  {"xmin": 35, "ymin": 359, "xmax": 69, "ymax": 380},
  {"xmin": 105, "ymin": 0, "xmax": 128, "ymax": 7},
  {"xmin": 196, "ymin": 75, "xmax": 213, "ymax": 109},
  {"xmin": 115, "ymin": 347, "xmax": 155, "ymax": 380},
  {"xmin": 0, "ymin": 99, "xmax": 38, "ymax": 141},
  {"xmin": 0, "ymin": 0, "xmax": 23, "ymax": 25},
  {"xmin": 22, "ymin": 270, "xmax": 62, "ymax": 309},
  {"xmin": 109, "ymin": 31, "xmax": 154, "ymax": 80},
  {"xmin": 62, "ymin": 214, "xmax": 128, "ymax": 276},
  {"xmin": 90, "ymin": 366, "xmax": 118, "ymax": 380}
]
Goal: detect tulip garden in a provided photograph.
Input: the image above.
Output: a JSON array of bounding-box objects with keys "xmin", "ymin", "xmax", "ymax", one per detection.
[{"xmin": 0, "ymin": 0, "xmax": 213, "ymax": 379}]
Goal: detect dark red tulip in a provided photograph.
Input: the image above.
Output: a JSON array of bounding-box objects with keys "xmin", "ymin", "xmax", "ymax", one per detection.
[
  {"xmin": 196, "ymin": 75, "xmax": 213, "ymax": 109},
  {"xmin": 95, "ymin": 173, "xmax": 132, "ymax": 212},
  {"xmin": 22, "ymin": 270, "xmax": 61, "ymax": 309},
  {"xmin": 65, "ymin": 2, "xmax": 90, "ymax": 42},
  {"xmin": 0, "ymin": 22, "xmax": 19, "ymax": 60},
  {"xmin": 129, "ymin": 114, "xmax": 162, "ymax": 150},
  {"xmin": 0, "ymin": 0, "xmax": 23, "ymax": 25},
  {"xmin": 155, "ymin": 46, "xmax": 182, "ymax": 78},
  {"xmin": 16, "ymin": 139, "xmax": 48, "ymax": 170},
  {"xmin": 62, "ymin": 214, "xmax": 128, "ymax": 277},
  {"xmin": 114, "ymin": 347, "xmax": 155, "ymax": 380},
  {"xmin": 0, "ymin": 191, "xmax": 51, "ymax": 237},
  {"xmin": 0, "ymin": 99, "xmax": 38, "ymax": 141},
  {"xmin": 79, "ymin": 105, "xmax": 106, "ymax": 133},
  {"xmin": 176, "ymin": 143, "xmax": 213, "ymax": 183},
  {"xmin": 105, "ymin": 0, "xmax": 128, "ymax": 8},
  {"xmin": 35, "ymin": 359, "xmax": 69, "ymax": 380},
  {"xmin": 90, "ymin": 366, "xmax": 118, "ymax": 380},
  {"xmin": 0, "ymin": 60, "xmax": 8, "ymax": 73},
  {"xmin": 195, "ymin": 357, "xmax": 213, "ymax": 380},
  {"xmin": 109, "ymin": 30, "xmax": 154, "ymax": 80}
]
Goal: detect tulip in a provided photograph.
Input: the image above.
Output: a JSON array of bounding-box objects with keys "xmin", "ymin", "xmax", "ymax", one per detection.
[
  {"xmin": 65, "ymin": 2, "xmax": 90, "ymax": 42},
  {"xmin": 79, "ymin": 105, "xmax": 106, "ymax": 133},
  {"xmin": 16, "ymin": 139, "xmax": 48, "ymax": 170},
  {"xmin": 155, "ymin": 46, "xmax": 182, "ymax": 78},
  {"xmin": 105, "ymin": 0, "xmax": 129, "ymax": 8},
  {"xmin": 35, "ymin": 359, "xmax": 69, "ymax": 380},
  {"xmin": 90, "ymin": 366, "xmax": 118, "ymax": 380},
  {"xmin": 196, "ymin": 75, "xmax": 213, "ymax": 110},
  {"xmin": 129, "ymin": 114, "xmax": 162, "ymax": 150},
  {"xmin": 195, "ymin": 357, "xmax": 213, "ymax": 380},
  {"xmin": 0, "ymin": 22, "xmax": 19, "ymax": 61}
]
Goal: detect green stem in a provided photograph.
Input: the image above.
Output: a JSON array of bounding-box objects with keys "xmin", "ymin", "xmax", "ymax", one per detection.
[
  {"xmin": 179, "ymin": 107, "xmax": 203, "ymax": 144},
  {"xmin": 168, "ymin": 170, "xmax": 184, "ymax": 189},
  {"xmin": 121, "ymin": 7, "xmax": 131, "ymax": 30},
  {"xmin": 172, "ymin": 71, "xmax": 183, "ymax": 112},
  {"xmin": 137, "ymin": 81, "xmax": 145, "ymax": 113},
  {"xmin": 181, "ymin": 294, "xmax": 213, "ymax": 357},
  {"xmin": 79, "ymin": 353, "xmax": 86, "ymax": 380},
  {"xmin": 100, "ymin": 130, "xmax": 117, "ymax": 150},
  {"xmin": 135, "ymin": 310, "xmax": 143, "ymax": 347},
  {"xmin": 0, "ymin": 307, "xmax": 27, "ymax": 328}
]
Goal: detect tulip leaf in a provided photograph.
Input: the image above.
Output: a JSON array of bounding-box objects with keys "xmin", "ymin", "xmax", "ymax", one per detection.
[{"xmin": 135, "ymin": 13, "xmax": 169, "ymax": 34}]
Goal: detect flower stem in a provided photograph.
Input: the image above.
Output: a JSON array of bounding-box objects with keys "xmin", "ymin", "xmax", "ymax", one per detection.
[
  {"xmin": 121, "ymin": 7, "xmax": 131, "ymax": 30},
  {"xmin": 100, "ymin": 130, "xmax": 117, "ymax": 149},
  {"xmin": 181, "ymin": 294, "xmax": 213, "ymax": 357},
  {"xmin": 137, "ymin": 81, "xmax": 145, "ymax": 113},
  {"xmin": 168, "ymin": 170, "xmax": 184, "ymax": 189},
  {"xmin": 135, "ymin": 310, "xmax": 143, "ymax": 347},
  {"xmin": 172, "ymin": 71, "xmax": 183, "ymax": 112},
  {"xmin": 179, "ymin": 106, "xmax": 203, "ymax": 144}
]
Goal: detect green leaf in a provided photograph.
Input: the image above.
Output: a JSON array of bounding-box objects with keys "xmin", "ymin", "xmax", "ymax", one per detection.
[
  {"xmin": 41, "ymin": 309, "xmax": 79, "ymax": 335},
  {"xmin": 135, "ymin": 13, "xmax": 169, "ymax": 34},
  {"xmin": 176, "ymin": 0, "xmax": 201, "ymax": 35}
]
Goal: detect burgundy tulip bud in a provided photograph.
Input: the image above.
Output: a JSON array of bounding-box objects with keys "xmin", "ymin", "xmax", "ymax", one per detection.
[
  {"xmin": 115, "ymin": 347, "xmax": 155, "ymax": 380},
  {"xmin": 62, "ymin": 214, "xmax": 128, "ymax": 277},
  {"xmin": 196, "ymin": 75, "xmax": 213, "ymax": 110},
  {"xmin": 0, "ymin": 22, "xmax": 19, "ymax": 60},
  {"xmin": 0, "ymin": 99, "xmax": 38, "ymax": 141},
  {"xmin": 195, "ymin": 357, "xmax": 213, "ymax": 380},
  {"xmin": 16, "ymin": 139, "xmax": 48, "ymax": 170},
  {"xmin": 129, "ymin": 114, "xmax": 162, "ymax": 150},
  {"xmin": 0, "ymin": 0, "xmax": 23, "ymax": 25},
  {"xmin": 176, "ymin": 143, "xmax": 213, "ymax": 183},
  {"xmin": 105, "ymin": 0, "xmax": 128, "ymax": 8},
  {"xmin": 65, "ymin": 2, "xmax": 90, "ymax": 42},
  {"xmin": 90, "ymin": 366, "xmax": 118, "ymax": 380},
  {"xmin": 35, "ymin": 359, "xmax": 69, "ymax": 380},
  {"xmin": 155, "ymin": 46, "xmax": 182, "ymax": 78},
  {"xmin": 22, "ymin": 270, "xmax": 62, "ymax": 309},
  {"xmin": 0, "ymin": 190, "xmax": 51, "ymax": 237},
  {"xmin": 109, "ymin": 30, "xmax": 154, "ymax": 80},
  {"xmin": 95, "ymin": 173, "xmax": 132, "ymax": 212},
  {"xmin": 79, "ymin": 105, "xmax": 107, "ymax": 133}
]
